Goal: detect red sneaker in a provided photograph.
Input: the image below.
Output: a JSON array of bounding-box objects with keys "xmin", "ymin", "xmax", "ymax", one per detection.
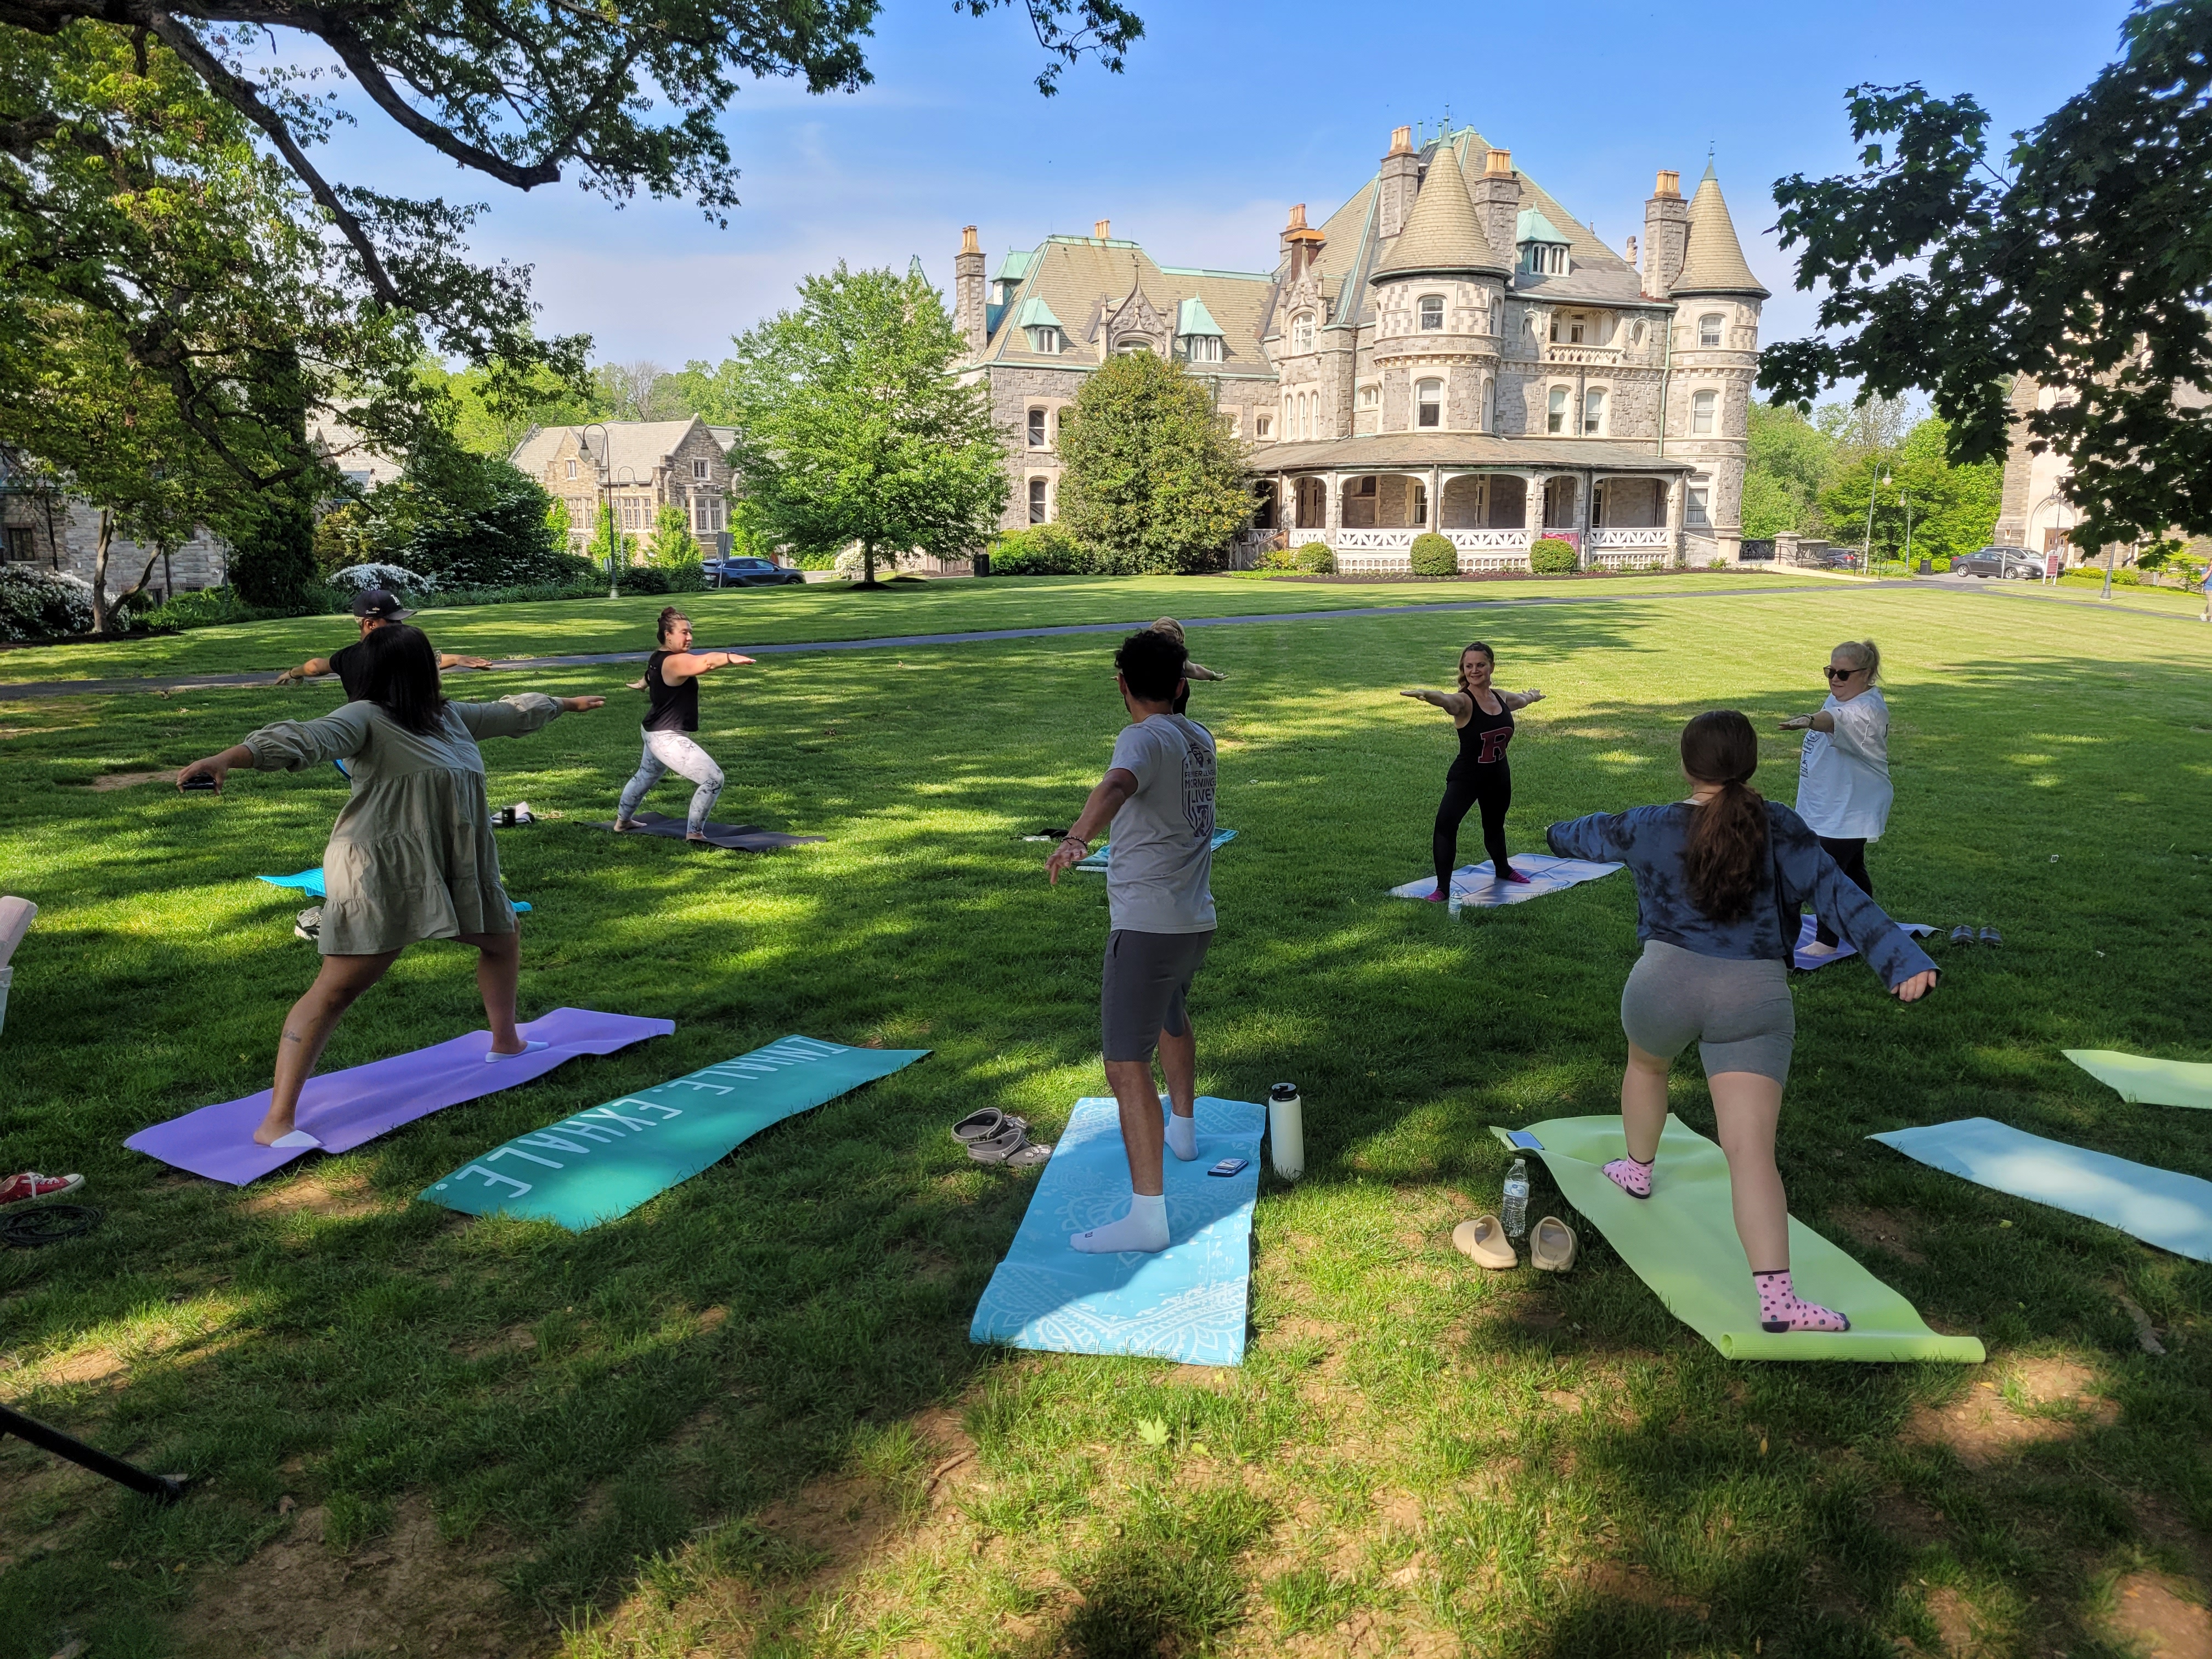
[
  {"xmin": 1425, "ymin": 888, "xmax": 1451, "ymax": 902},
  {"xmin": 1500, "ymin": 870, "xmax": 1533, "ymax": 885},
  {"xmin": 0, "ymin": 1171, "xmax": 84, "ymax": 1206}
]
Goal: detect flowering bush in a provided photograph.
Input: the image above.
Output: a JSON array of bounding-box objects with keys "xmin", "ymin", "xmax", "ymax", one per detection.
[
  {"xmin": 329, "ymin": 563, "xmax": 432, "ymax": 595},
  {"xmin": 0, "ymin": 565, "xmax": 94, "ymax": 640}
]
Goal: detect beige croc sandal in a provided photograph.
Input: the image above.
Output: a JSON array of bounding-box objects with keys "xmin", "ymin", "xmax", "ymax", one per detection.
[
  {"xmin": 1529, "ymin": 1215, "xmax": 1578, "ymax": 1272},
  {"xmin": 1452, "ymin": 1214, "xmax": 1518, "ymax": 1270}
]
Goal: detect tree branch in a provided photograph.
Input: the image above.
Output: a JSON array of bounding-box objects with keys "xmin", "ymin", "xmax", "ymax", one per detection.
[
  {"xmin": 144, "ymin": 13, "xmax": 404, "ymax": 307},
  {"xmin": 317, "ymin": 26, "xmax": 561, "ymax": 189}
]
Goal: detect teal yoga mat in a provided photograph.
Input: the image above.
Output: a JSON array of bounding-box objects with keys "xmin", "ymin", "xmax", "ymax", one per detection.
[
  {"xmin": 969, "ymin": 1094, "xmax": 1263, "ymax": 1364},
  {"xmin": 260, "ymin": 868, "xmax": 529, "ymax": 912},
  {"xmin": 1871, "ymin": 1117, "xmax": 2212, "ymax": 1262},
  {"xmin": 1493, "ymin": 1116, "xmax": 1983, "ymax": 1363},
  {"xmin": 2065, "ymin": 1051, "xmax": 2212, "ymax": 1111},
  {"xmin": 1075, "ymin": 829, "xmax": 1236, "ymax": 871},
  {"xmin": 422, "ymin": 1035, "xmax": 928, "ymax": 1231}
]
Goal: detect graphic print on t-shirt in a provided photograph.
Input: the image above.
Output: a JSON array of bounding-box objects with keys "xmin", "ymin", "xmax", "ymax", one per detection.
[
  {"xmin": 1177, "ymin": 718, "xmax": 1217, "ymax": 839},
  {"xmin": 1477, "ymin": 727, "xmax": 1513, "ymax": 766}
]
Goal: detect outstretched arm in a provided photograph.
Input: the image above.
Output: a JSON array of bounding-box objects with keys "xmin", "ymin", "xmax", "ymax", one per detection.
[
  {"xmin": 657, "ymin": 650, "xmax": 757, "ymax": 686},
  {"xmin": 273, "ymin": 656, "xmax": 332, "ymax": 686},
  {"xmin": 1045, "ymin": 769, "xmax": 1138, "ymax": 884},
  {"xmin": 1186, "ymin": 661, "xmax": 1227, "ymax": 682},
  {"xmin": 1777, "ymin": 711, "xmax": 1836, "ymax": 732},
  {"xmin": 437, "ymin": 652, "xmax": 494, "ymax": 673},
  {"xmin": 1497, "ymin": 688, "xmax": 1545, "ymax": 710},
  {"xmin": 1399, "ymin": 688, "xmax": 1471, "ymax": 715}
]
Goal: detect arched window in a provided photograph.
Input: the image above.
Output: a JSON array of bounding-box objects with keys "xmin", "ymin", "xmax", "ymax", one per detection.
[
  {"xmin": 1691, "ymin": 389, "xmax": 1717, "ymax": 435},
  {"xmin": 1029, "ymin": 477, "xmax": 1049, "ymax": 524},
  {"xmin": 1028, "ymin": 408, "xmax": 1047, "ymax": 448},
  {"xmin": 1117, "ymin": 339, "xmax": 1153, "ymax": 354},
  {"xmin": 1418, "ymin": 295, "xmax": 1444, "ymax": 331},
  {"xmin": 1291, "ymin": 313, "xmax": 1316, "ymax": 353},
  {"xmin": 1630, "ymin": 320, "xmax": 1647, "ymax": 347},
  {"xmin": 1256, "ymin": 412, "xmax": 1273, "ymax": 440},
  {"xmin": 1699, "ymin": 313, "xmax": 1724, "ymax": 347},
  {"xmin": 1416, "ymin": 379, "xmax": 1443, "ymax": 428},
  {"xmin": 1481, "ymin": 376, "xmax": 1497, "ymax": 433},
  {"xmin": 1547, "ymin": 386, "xmax": 1569, "ymax": 435},
  {"xmin": 1583, "ymin": 388, "xmax": 1606, "ymax": 436}
]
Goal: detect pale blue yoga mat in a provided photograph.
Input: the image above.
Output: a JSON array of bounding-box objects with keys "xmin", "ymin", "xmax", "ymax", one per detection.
[
  {"xmin": 1389, "ymin": 853, "xmax": 1622, "ymax": 906},
  {"xmin": 1075, "ymin": 829, "xmax": 1237, "ymax": 872},
  {"xmin": 970, "ymin": 1094, "xmax": 1263, "ymax": 1365},
  {"xmin": 423, "ymin": 1035, "xmax": 928, "ymax": 1231},
  {"xmin": 261, "ymin": 868, "xmax": 529, "ymax": 912},
  {"xmin": 1871, "ymin": 1118, "xmax": 2212, "ymax": 1263}
]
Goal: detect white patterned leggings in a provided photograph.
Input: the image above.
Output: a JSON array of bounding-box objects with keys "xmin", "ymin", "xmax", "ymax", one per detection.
[{"xmin": 618, "ymin": 730, "xmax": 725, "ymax": 836}]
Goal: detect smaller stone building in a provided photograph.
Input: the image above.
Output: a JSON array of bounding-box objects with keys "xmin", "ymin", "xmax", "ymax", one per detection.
[
  {"xmin": 1, "ymin": 458, "xmax": 227, "ymax": 599},
  {"xmin": 509, "ymin": 418, "xmax": 740, "ymax": 560}
]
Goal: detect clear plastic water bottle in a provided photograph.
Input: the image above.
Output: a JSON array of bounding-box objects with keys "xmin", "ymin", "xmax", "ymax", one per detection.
[
  {"xmin": 1446, "ymin": 885, "xmax": 1464, "ymax": 919},
  {"xmin": 1503, "ymin": 1157, "xmax": 1530, "ymax": 1238}
]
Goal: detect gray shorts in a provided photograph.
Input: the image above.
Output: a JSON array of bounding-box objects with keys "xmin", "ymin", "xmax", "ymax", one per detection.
[
  {"xmin": 1620, "ymin": 939, "xmax": 1796, "ymax": 1085},
  {"xmin": 1102, "ymin": 929, "xmax": 1214, "ymax": 1063}
]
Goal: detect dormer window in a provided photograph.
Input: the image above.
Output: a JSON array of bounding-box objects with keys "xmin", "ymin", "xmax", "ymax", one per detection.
[
  {"xmin": 1416, "ymin": 379, "xmax": 1443, "ymax": 429},
  {"xmin": 1418, "ymin": 295, "xmax": 1444, "ymax": 332},
  {"xmin": 1026, "ymin": 325, "xmax": 1062, "ymax": 353},
  {"xmin": 1181, "ymin": 334, "xmax": 1223, "ymax": 363},
  {"xmin": 1291, "ymin": 313, "xmax": 1316, "ymax": 353},
  {"xmin": 1699, "ymin": 314, "xmax": 1724, "ymax": 347},
  {"xmin": 1116, "ymin": 340, "xmax": 1154, "ymax": 355}
]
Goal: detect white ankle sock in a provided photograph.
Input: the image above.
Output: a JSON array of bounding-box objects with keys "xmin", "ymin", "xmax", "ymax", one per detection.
[
  {"xmin": 1165, "ymin": 1106, "xmax": 1197, "ymax": 1161},
  {"xmin": 1071, "ymin": 1192, "xmax": 1169, "ymax": 1254}
]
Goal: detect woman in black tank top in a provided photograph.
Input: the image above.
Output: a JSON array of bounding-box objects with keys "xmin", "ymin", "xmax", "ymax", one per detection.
[
  {"xmin": 1400, "ymin": 642, "xmax": 1546, "ymax": 900},
  {"xmin": 614, "ymin": 608, "xmax": 754, "ymax": 841}
]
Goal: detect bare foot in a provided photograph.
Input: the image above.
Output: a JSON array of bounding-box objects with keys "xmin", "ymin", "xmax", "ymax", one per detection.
[
  {"xmin": 686, "ymin": 834, "xmax": 710, "ymax": 845},
  {"xmin": 613, "ymin": 818, "xmax": 639, "ymax": 832}
]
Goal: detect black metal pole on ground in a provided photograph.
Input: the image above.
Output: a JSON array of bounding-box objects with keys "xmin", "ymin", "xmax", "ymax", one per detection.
[{"xmin": 0, "ymin": 1402, "xmax": 184, "ymax": 1503}]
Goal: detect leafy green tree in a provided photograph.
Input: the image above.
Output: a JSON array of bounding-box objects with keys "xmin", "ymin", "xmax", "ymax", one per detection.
[
  {"xmin": 314, "ymin": 453, "xmax": 580, "ymax": 590},
  {"xmin": 1818, "ymin": 416, "xmax": 2000, "ymax": 563},
  {"xmin": 1742, "ymin": 403, "xmax": 1832, "ymax": 538},
  {"xmin": 648, "ymin": 503, "xmax": 702, "ymax": 568},
  {"xmin": 1057, "ymin": 353, "xmax": 1251, "ymax": 574},
  {"xmin": 584, "ymin": 500, "xmax": 627, "ymax": 578},
  {"xmin": 424, "ymin": 359, "xmax": 607, "ymax": 461},
  {"xmin": 1760, "ymin": 1, "xmax": 2212, "ymax": 550},
  {"xmin": 724, "ymin": 263, "xmax": 1007, "ymax": 586}
]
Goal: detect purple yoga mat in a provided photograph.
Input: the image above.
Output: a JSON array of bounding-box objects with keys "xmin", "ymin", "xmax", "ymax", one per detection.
[{"xmin": 126, "ymin": 1007, "xmax": 675, "ymax": 1185}]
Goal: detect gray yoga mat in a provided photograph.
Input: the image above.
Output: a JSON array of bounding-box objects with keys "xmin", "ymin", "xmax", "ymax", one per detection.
[{"xmin": 588, "ymin": 811, "xmax": 825, "ymax": 851}]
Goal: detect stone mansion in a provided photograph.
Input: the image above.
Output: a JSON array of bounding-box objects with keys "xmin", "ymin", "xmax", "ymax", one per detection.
[{"xmin": 952, "ymin": 125, "xmax": 1773, "ymax": 569}]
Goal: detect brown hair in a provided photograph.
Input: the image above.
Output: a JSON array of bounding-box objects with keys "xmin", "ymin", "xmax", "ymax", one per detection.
[
  {"xmin": 1150, "ymin": 617, "xmax": 1188, "ymax": 646},
  {"xmin": 1680, "ymin": 710, "xmax": 1769, "ymax": 922},
  {"xmin": 1456, "ymin": 641, "xmax": 1496, "ymax": 697},
  {"xmin": 1833, "ymin": 639, "xmax": 1881, "ymax": 682},
  {"xmin": 656, "ymin": 607, "xmax": 690, "ymax": 644}
]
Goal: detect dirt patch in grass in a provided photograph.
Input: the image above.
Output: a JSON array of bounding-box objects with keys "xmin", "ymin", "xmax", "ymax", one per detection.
[
  {"xmin": 83, "ymin": 770, "xmax": 173, "ymax": 791},
  {"xmin": 1905, "ymin": 1358, "xmax": 2117, "ymax": 1468},
  {"xmin": 1923, "ymin": 1583, "xmax": 1980, "ymax": 1655},
  {"xmin": 2106, "ymin": 1571, "xmax": 2212, "ymax": 1659},
  {"xmin": 1824, "ymin": 1205, "xmax": 1929, "ymax": 1266},
  {"xmin": 1876, "ymin": 1492, "xmax": 1949, "ymax": 1548},
  {"xmin": 453, "ymin": 1325, "xmax": 538, "ymax": 1362},
  {"xmin": 1579, "ymin": 1558, "xmax": 1706, "ymax": 1615},
  {"xmin": 239, "ymin": 1171, "xmax": 390, "ymax": 1222},
  {"xmin": 176, "ymin": 1497, "xmax": 526, "ymax": 1659}
]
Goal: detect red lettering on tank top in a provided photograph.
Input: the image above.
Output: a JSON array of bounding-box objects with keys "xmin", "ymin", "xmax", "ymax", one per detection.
[{"xmin": 1477, "ymin": 727, "xmax": 1513, "ymax": 765}]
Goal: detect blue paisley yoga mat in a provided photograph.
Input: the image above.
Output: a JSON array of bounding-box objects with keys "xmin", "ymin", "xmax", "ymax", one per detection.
[
  {"xmin": 970, "ymin": 1094, "xmax": 1263, "ymax": 1365},
  {"xmin": 1075, "ymin": 829, "xmax": 1237, "ymax": 871},
  {"xmin": 1872, "ymin": 1117, "xmax": 2212, "ymax": 1262},
  {"xmin": 423, "ymin": 1035, "xmax": 928, "ymax": 1231},
  {"xmin": 259, "ymin": 868, "xmax": 529, "ymax": 912}
]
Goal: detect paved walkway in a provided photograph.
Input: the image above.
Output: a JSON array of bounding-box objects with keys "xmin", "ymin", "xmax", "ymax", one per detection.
[{"xmin": 1, "ymin": 575, "xmax": 2194, "ymax": 700}]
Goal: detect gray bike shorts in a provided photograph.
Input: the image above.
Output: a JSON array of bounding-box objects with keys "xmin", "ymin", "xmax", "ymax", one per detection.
[
  {"xmin": 1620, "ymin": 939, "xmax": 1796, "ymax": 1085},
  {"xmin": 1101, "ymin": 928, "xmax": 1214, "ymax": 1063}
]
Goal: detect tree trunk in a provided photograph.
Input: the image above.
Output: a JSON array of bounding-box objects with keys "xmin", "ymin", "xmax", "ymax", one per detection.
[
  {"xmin": 90, "ymin": 508, "xmax": 113, "ymax": 634},
  {"xmin": 862, "ymin": 539, "xmax": 877, "ymax": 585}
]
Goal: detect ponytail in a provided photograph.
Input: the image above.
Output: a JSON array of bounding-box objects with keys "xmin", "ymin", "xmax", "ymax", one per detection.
[{"xmin": 1680, "ymin": 710, "xmax": 1769, "ymax": 922}]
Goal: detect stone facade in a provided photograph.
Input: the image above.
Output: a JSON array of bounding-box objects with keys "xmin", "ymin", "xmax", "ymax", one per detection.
[
  {"xmin": 1, "ymin": 476, "xmax": 227, "ymax": 600},
  {"xmin": 509, "ymin": 417, "xmax": 740, "ymax": 560},
  {"xmin": 955, "ymin": 127, "xmax": 1773, "ymax": 567}
]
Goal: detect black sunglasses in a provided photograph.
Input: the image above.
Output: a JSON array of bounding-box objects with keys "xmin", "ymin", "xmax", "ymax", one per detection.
[{"xmin": 1822, "ymin": 665, "xmax": 1863, "ymax": 680}]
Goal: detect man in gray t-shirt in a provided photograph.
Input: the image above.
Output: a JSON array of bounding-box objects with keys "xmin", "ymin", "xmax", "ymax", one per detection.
[{"xmin": 1045, "ymin": 629, "xmax": 1218, "ymax": 1255}]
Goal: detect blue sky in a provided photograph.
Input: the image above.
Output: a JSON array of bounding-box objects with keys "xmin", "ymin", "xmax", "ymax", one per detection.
[{"xmin": 317, "ymin": 0, "xmax": 2138, "ymax": 369}]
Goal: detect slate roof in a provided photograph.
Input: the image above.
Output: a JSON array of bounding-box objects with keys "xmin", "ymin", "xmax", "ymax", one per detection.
[
  {"xmin": 1372, "ymin": 143, "xmax": 1510, "ymax": 280},
  {"xmin": 1251, "ymin": 432, "xmax": 1692, "ymax": 473},
  {"xmin": 974, "ymin": 235, "xmax": 1279, "ymax": 378},
  {"xmin": 509, "ymin": 418, "xmax": 725, "ymax": 481},
  {"xmin": 1673, "ymin": 162, "xmax": 1769, "ymax": 297}
]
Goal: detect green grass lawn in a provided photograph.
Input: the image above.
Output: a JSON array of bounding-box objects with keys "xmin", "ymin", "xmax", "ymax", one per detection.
[
  {"xmin": 2, "ymin": 584, "xmax": 2209, "ymax": 1658},
  {"xmin": 0, "ymin": 569, "xmax": 1827, "ymax": 682}
]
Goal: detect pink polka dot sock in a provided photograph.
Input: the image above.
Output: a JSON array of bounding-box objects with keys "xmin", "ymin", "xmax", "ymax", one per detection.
[
  {"xmin": 1602, "ymin": 1155, "xmax": 1653, "ymax": 1199},
  {"xmin": 1754, "ymin": 1269, "xmax": 1849, "ymax": 1333}
]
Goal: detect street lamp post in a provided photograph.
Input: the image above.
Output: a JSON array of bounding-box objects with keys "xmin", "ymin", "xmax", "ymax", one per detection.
[
  {"xmin": 1901, "ymin": 491, "xmax": 1914, "ymax": 571},
  {"xmin": 582, "ymin": 423, "xmax": 613, "ymax": 597},
  {"xmin": 1863, "ymin": 469, "xmax": 1890, "ymax": 574}
]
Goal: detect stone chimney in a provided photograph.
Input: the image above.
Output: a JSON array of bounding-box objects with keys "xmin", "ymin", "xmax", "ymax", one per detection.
[
  {"xmin": 1094, "ymin": 218, "xmax": 1111, "ymax": 240},
  {"xmin": 1471, "ymin": 145, "xmax": 1520, "ymax": 265},
  {"xmin": 1378, "ymin": 126, "xmax": 1420, "ymax": 241},
  {"xmin": 1280, "ymin": 203, "xmax": 1327, "ymax": 284},
  {"xmin": 953, "ymin": 225, "xmax": 986, "ymax": 354},
  {"xmin": 1643, "ymin": 170, "xmax": 1689, "ymax": 297}
]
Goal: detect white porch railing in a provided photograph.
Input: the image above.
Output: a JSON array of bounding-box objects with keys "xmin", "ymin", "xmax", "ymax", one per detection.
[
  {"xmin": 1336, "ymin": 528, "xmax": 1417, "ymax": 550},
  {"xmin": 1588, "ymin": 527, "xmax": 1671, "ymax": 549},
  {"xmin": 1288, "ymin": 526, "xmax": 1329, "ymax": 546}
]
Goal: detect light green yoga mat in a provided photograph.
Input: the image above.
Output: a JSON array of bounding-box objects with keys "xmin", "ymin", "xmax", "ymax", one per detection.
[
  {"xmin": 1491, "ymin": 1116, "xmax": 1984, "ymax": 1363},
  {"xmin": 2066, "ymin": 1051, "xmax": 2212, "ymax": 1111},
  {"xmin": 423, "ymin": 1035, "xmax": 929, "ymax": 1231}
]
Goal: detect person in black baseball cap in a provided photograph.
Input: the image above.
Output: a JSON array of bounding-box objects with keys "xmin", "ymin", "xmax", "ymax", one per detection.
[{"xmin": 275, "ymin": 589, "xmax": 492, "ymax": 700}]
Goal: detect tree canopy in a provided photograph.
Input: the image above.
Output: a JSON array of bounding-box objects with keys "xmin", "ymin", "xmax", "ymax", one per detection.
[
  {"xmin": 1758, "ymin": 0, "xmax": 2212, "ymax": 550},
  {"xmin": 721, "ymin": 263, "xmax": 1007, "ymax": 584},
  {"xmin": 1056, "ymin": 353, "xmax": 1251, "ymax": 574},
  {"xmin": 1739, "ymin": 396, "xmax": 2000, "ymax": 558}
]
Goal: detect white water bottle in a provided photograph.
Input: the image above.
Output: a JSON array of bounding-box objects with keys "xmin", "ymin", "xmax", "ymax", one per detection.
[
  {"xmin": 1447, "ymin": 885, "xmax": 1464, "ymax": 919},
  {"xmin": 1267, "ymin": 1082, "xmax": 1305, "ymax": 1181},
  {"xmin": 1503, "ymin": 1158, "xmax": 1530, "ymax": 1238}
]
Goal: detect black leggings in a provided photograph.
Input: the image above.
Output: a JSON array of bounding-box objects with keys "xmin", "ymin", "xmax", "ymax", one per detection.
[
  {"xmin": 1814, "ymin": 835, "xmax": 1872, "ymax": 946},
  {"xmin": 1435, "ymin": 766, "xmax": 1513, "ymax": 894}
]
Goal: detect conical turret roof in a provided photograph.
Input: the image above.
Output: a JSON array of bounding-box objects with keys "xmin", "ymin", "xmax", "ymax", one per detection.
[
  {"xmin": 1673, "ymin": 163, "xmax": 1768, "ymax": 298},
  {"xmin": 1373, "ymin": 143, "xmax": 1509, "ymax": 280}
]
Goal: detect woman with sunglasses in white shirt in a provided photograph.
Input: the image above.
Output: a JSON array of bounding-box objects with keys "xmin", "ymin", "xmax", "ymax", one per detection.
[{"xmin": 1778, "ymin": 641, "xmax": 1890, "ymax": 961}]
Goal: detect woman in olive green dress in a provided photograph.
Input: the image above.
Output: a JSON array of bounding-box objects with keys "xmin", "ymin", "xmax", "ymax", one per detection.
[{"xmin": 177, "ymin": 625, "xmax": 605, "ymax": 1146}]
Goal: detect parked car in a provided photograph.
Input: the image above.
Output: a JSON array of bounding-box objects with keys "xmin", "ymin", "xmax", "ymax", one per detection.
[
  {"xmin": 1807, "ymin": 548, "xmax": 1862, "ymax": 571},
  {"xmin": 703, "ymin": 556, "xmax": 804, "ymax": 588},
  {"xmin": 1953, "ymin": 546, "xmax": 2042, "ymax": 580}
]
